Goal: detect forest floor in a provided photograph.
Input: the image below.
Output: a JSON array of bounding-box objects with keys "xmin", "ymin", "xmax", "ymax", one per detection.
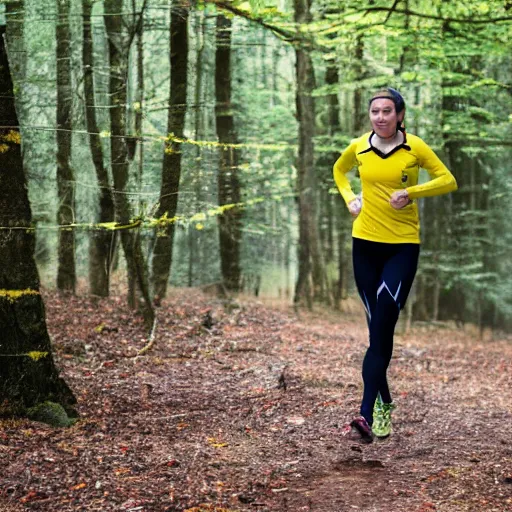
[{"xmin": 0, "ymin": 288, "xmax": 511, "ymax": 512}]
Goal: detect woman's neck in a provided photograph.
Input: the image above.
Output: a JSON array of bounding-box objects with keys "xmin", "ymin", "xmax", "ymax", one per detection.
[{"xmin": 371, "ymin": 130, "xmax": 403, "ymax": 154}]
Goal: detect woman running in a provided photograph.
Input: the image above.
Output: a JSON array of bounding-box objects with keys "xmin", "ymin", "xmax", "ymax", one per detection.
[{"xmin": 333, "ymin": 88, "xmax": 457, "ymax": 442}]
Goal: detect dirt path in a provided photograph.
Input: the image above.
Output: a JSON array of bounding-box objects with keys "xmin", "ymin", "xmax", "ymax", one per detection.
[{"xmin": 0, "ymin": 289, "xmax": 511, "ymax": 511}]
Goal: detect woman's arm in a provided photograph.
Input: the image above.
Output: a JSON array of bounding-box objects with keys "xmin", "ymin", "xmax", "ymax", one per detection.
[
  {"xmin": 406, "ymin": 138, "xmax": 457, "ymax": 199},
  {"xmin": 333, "ymin": 140, "xmax": 358, "ymax": 206}
]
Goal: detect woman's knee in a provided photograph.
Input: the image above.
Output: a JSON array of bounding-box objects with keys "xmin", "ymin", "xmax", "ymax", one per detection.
[{"xmin": 363, "ymin": 348, "xmax": 389, "ymax": 372}]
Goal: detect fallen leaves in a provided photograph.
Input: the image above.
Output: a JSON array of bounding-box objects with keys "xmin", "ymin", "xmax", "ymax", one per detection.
[
  {"xmin": 286, "ymin": 416, "xmax": 305, "ymax": 425},
  {"xmin": 1, "ymin": 289, "xmax": 511, "ymax": 512},
  {"xmin": 184, "ymin": 505, "xmax": 238, "ymax": 512},
  {"xmin": 114, "ymin": 468, "xmax": 131, "ymax": 476},
  {"xmin": 70, "ymin": 482, "xmax": 87, "ymax": 491},
  {"xmin": 56, "ymin": 441, "xmax": 80, "ymax": 456},
  {"xmin": 19, "ymin": 490, "xmax": 48, "ymax": 503}
]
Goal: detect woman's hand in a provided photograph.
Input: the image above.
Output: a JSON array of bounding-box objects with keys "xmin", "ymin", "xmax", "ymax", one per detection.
[
  {"xmin": 348, "ymin": 197, "xmax": 362, "ymax": 217},
  {"xmin": 390, "ymin": 190, "xmax": 411, "ymax": 209}
]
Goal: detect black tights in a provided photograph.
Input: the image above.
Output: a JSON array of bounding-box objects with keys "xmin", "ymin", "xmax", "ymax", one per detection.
[{"xmin": 352, "ymin": 237, "xmax": 419, "ymax": 425}]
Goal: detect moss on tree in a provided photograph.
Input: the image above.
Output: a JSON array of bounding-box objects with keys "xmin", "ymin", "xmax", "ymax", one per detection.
[{"xmin": 26, "ymin": 401, "xmax": 76, "ymax": 428}]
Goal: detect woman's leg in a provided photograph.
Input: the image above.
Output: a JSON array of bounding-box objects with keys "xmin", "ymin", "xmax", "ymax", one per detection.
[
  {"xmin": 353, "ymin": 239, "xmax": 419, "ymax": 425},
  {"xmin": 352, "ymin": 238, "xmax": 385, "ymax": 424},
  {"xmin": 376, "ymin": 243, "xmax": 419, "ymax": 403}
]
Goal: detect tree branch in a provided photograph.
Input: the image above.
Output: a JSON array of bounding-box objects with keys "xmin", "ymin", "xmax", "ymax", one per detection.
[
  {"xmin": 360, "ymin": 6, "xmax": 512, "ymax": 24},
  {"xmin": 127, "ymin": 0, "xmax": 148, "ymax": 50},
  {"xmin": 384, "ymin": 0, "xmax": 401, "ymax": 24},
  {"xmin": 206, "ymin": 0, "xmax": 302, "ymax": 44}
]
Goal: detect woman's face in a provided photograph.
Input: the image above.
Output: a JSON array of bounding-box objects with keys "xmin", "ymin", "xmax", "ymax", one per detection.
[{"xmin": 369, "ymin": 98, "xmax": 403, "ymax": 138}]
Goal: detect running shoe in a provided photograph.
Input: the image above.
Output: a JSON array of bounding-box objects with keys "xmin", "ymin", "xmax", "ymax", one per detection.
[
  {"xmin": 372, "ymin": 393, "xmax": 395, "ymax": 438},
  {"xmin": 350, "ymin": 416, "xmax": 374, "ymax": 443}
]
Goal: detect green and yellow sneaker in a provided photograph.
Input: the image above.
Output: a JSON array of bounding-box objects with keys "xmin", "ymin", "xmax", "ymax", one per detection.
[{"xmin": 372, "ymin": 394, "xmax": 395, "ymax": 438}]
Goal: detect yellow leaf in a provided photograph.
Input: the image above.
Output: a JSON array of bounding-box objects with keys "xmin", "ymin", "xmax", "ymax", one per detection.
[
  {"xmin": 207, "ymin": 437, "xmax": 229, "ymax": 448},
  {"xmin": 94, "ymin": 323, "xmax": 105, "ymax": 333},
  {"xmin": 114, "ymin": 467, "xmax": 131, "ymax": 476},
  {"xmin": 190, "ymin": 212, "xmax": 207, "ymax": 222},
  {"xmin": 2, "ymin": 129, "xmax": 21, "ymax": 144},
  {"xmin": 26, "ymin": 351, "xmax": 48, "ymax": 362}
]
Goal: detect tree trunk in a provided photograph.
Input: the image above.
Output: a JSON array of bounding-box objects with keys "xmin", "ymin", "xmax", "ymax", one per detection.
[
  {"xmin": 134, "ymin": 1, "xmax": 144, "ymax": 188},
  {"xmin": 56, "ymin": 0, "xmax": 76, "ymax": 293},
  {"xmin": 188, "ymin": 9, "xmax": 206, "ymax": 288},
  {"xmin": 151, "ymin": 1, "xmax": 189, "ymax": 301},
  {"xmin": 104, "ymin": 0, "xmax": 154, "ymax": 328},
  {"xmin": 324, "ymin": 59, "xmax": 350, "ymax": 307},
  {"xmin": 5, "ymin": 0, "xmax": 25, "ymax": 120},
  {"xmin": 0, "ymin": 27, "xmax": 76, "ymax": 415},
  {"xmin": 293, "ymin": 0, "xmax": 325, "ymax": 307},
  {"xmin": 352, "ymin": 34, "xmax": 364, "ymax": 135},
  {"xmin": 83, "ymin": 0, "xmax": 117, "ymax": 297},
  {"xmin": 215, "ymin": 14, "xmax": 242, "ymax": 293},
  {"xmin": 440, "ymin": 92, "xmax": 470, "ymax": 325}
]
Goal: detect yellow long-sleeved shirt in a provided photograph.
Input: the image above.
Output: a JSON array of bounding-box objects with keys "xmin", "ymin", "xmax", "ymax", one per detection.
[{"xmin": 333, "ymin": 131, "xmax": 458, "ymax": 244}]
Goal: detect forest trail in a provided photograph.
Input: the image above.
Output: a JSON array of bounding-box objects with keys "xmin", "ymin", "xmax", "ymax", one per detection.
[{"xmin": 0, "ymin": 289, "xmax": 511, "ymax": 512}]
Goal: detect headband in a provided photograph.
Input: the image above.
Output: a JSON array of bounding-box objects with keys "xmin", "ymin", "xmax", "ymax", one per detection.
[{"xmin": 368, "ymin": 88, "xmax": 405, "ymax": 113}]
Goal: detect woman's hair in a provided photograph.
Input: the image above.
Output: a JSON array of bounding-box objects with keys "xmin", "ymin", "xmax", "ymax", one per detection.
[{"xmin": 368, "ymin": 88, "xmax": 405, "ymax": 114}]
